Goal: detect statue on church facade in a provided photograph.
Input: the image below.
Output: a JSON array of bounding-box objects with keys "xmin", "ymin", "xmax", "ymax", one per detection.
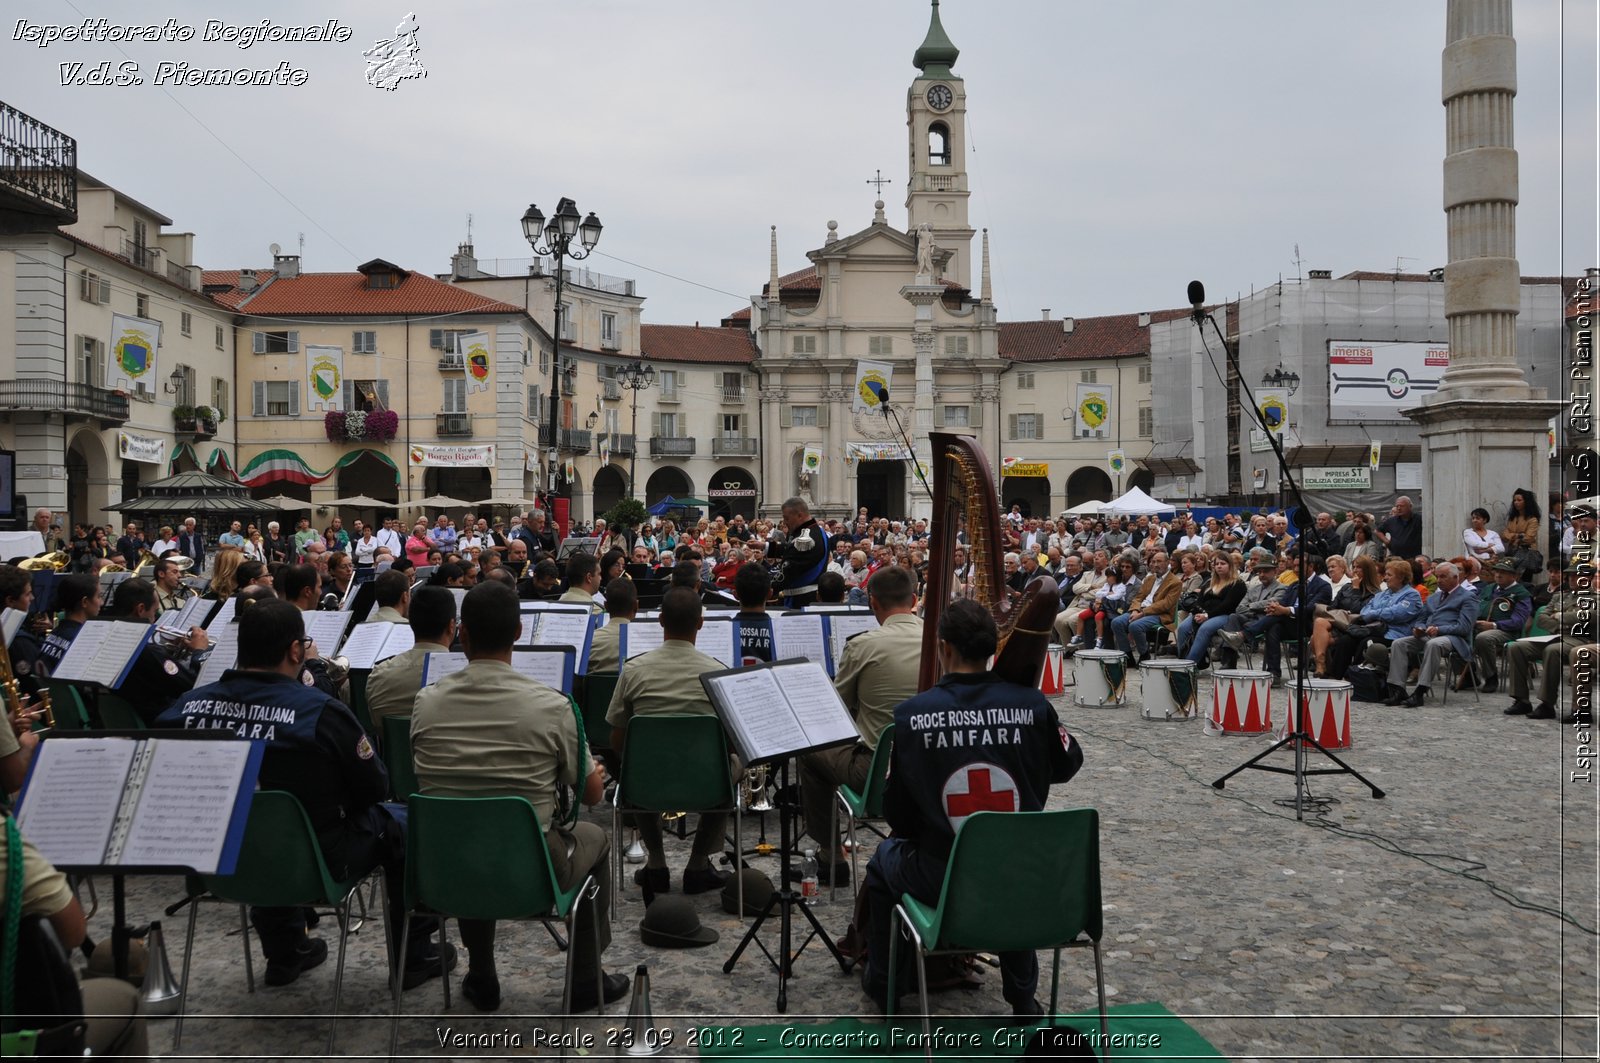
[{"xmin": 914, "ymin": 222, "xmax": 937, "ymax": 278}]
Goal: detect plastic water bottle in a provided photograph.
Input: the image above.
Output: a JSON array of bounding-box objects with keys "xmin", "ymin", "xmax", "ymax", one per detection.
[{"xmin": 800, "ymin": 848, "xmax": 820, "ymax": 901}]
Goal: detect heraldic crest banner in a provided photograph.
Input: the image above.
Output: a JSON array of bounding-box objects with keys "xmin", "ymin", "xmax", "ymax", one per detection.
[
  {"xmin": 108, "ymin": 313, "xmax": 162, "ymax": 391},
  {"xmin": 306, "ymin": 345, "xmax": 345, "ymax": 411}
]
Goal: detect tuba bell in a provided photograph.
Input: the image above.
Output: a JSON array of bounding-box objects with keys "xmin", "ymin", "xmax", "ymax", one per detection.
[{"xmin": 17, "ymin": 551, "xmax": 70, "ymax": 572}]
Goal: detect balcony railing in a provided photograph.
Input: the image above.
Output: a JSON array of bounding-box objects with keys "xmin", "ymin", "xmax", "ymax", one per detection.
[
  {"xmin": 718, "ymin": 385, "xmax": 745, "ymax": 403},
  {"xmin": 559, "ymin": 428, "xmax": 592, "ymax": 452},
  {"xmin": 0, "ymin": 379, "xmax": 128, "ymax": 423},
  {"xmin": 165, "ymin": 260, "xmax": 192, "ymax": 288},
  {"xmin": 121, "ymin": 239, "xmax": 157, "ymax": 272},
  {"xmin": 601, "ymin": 380, "xmax": 621, "ymax": 402},
  {"xmin": 712, "ymin": 435, "xmax": 758, "ymax": 457},
  {"xmin": 650, "ymin": 436, "xmax": 695, "ymax": 457},
  {"xmin": 436, "ymin": 412, "xmax": 473, "ymax": 437},
  {"xmin": 0, "ymin": 101, "xmax": 77, "ymax": 222},
  {"xmin": 607, "ymin": 433, "xmax": 635, "ymax": 457}
]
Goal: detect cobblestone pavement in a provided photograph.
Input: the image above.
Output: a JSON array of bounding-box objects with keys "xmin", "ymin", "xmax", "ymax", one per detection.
[{"xmin": 91, "ymin": 669, "xmax": 1596, "ymax": 1060}]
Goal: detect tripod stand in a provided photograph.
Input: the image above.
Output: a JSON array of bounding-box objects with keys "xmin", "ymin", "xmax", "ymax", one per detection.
[
  {"xmin": 1188, "ymin": 286, "xmax": 1386, "ymax": 817},
  {"xmin": 723, "ymin": 757, "xmax": 849, "ymax": 1011}
]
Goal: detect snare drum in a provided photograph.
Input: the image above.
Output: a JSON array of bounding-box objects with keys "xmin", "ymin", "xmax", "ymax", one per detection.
[
  {"xmin": 1285, "ymin": 678, "xmax": 1352, "ymax": 749},
  {"xmin": 1206, "ymin": 669, "xmax": 1273, "ymax": 735},
  {"xmin": 1039, "ymin": 644, "xmax": 1065, "ymax": 696},
  {"xmin": 1073, "ymin": 649, "xmax": 1126, "ymax": 707},
  {"xmin": 1139, "ymin": 659, "xmax": 1198, "ymax": 721}
]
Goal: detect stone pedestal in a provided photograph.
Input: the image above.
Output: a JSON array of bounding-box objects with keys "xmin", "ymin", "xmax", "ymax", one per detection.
[
  {"xmin": 1410, "ymin": 397, "xmax": 1561, "ymax": 556},
  {"xmin": 901, "ymin": 277, "xmax": 944, "ymax": 521}
]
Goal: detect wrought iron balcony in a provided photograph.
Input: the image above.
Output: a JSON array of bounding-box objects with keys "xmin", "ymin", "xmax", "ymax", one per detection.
[
  {"xmin": 0, "ymin": 379, "xmax": 128, "ymax": 423},
  {"xmin": 606, "ymin": 433, "xmax": 636, "ymax": 457},
  {"xmin": 712, "ymin": 435, "xmax": 758, "ymax": 457},
  {"xmin": 650, "ymin": 436, "xmax": 695, "ymax": 457},
  {"xmin": 559, "ymin": 428, "xmax": 592, "ymax": 452},
  {"xmin": 718, "ymin": 385, "xmax": 746, "ymax": 403},
  {"xmin": 0, "ymin": 101, "xmax": 77, "ymax": 223},
  {"xmin": 435, "ymin": 412, "xmax": 473, "ymax": 437},
  {"xmin": 121, "ymin": 239, "xmax": 157, "ymax": 272},
  {"xmin": 602, "ymin": 380, "xmax": 621, "ymax": 401}
]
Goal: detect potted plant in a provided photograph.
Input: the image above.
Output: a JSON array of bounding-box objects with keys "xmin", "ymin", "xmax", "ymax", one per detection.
[
  {"xmin": 365, "ymin": 409, "xmax": 399, "ymax": 442},
  {"xmin": 173, "ymin": 404, "xmax": 196, "ymax": 431},
  {"xmin": 325, "ymin": 409, "xmax": 348, "ymax": 442}
]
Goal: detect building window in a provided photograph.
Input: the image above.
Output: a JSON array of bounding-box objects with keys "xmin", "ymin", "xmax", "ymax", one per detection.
[
  {"xmin": 77, "ymin": 336, "xmax": 105, "ymax": 387},
  {"xmin": 212, "ymin": 377, "xmax": 229, "ymax": 421},
  {"xmin": 353, "ymin": 330, "xmax": 377, "ymax": 354},
  {"xmin": 655, "ymin": 411, "xmax": 681, "ymax": 437},
  {"xmin": 180, "ymin": 311, "xmax": 192, "ymax": 336},
  {"xmin": 1139, "ymin": 404, "xmax": 1154, "ymax": 438},
  {"xmin": 428, "ymin": 329, "xmax": 472, "ymax": 354},
  {"xmin": 343, "ymin": 379, "xmax": 389, "ymax": 412},
  {"xmin": 601, "ymin": 312, "xmax": 618, "ymax": 348},
  {"xmin": 136, "ymin": 293, "xmax": 149, "ymax": 317},
  {"xmin": 929, "ymin": 121, "xmax": 951, "ymax": 167},
  {"xmin": 791, "ymin": 405, "xmax": 818, "ymax": 427},
  {"xmin": 172, "ymin": 364, "xmax": 196, "ymax": 407},
  {"xmin": 79, "ymin": 269, "xmax": 110, "ymax": 304},
  {"xmin": 1017, "ymin": 372, "xmax": 1035, "ymax": 390},
  {"xmin": 1010, "ymin": 413, "xmax": 1043, "ymax": 440},
  {"xmin": 791, "ymin": 334, "xmax": 817, "ymax": 355},
  {"xmin": 253, "ymin": 330, "xmax": 300, "ymax": 354},
  {"xmin": 254, "ymin": 380, "xmax": 301, "ymax": 417},
  {"xmin": 943, "ymin": 335, "xmax": 969, "ymax": 355},
  {"xmin": 1080, "ymin": 369, "xmax": 1098, "ymax": 383},
  {"xmin": 558, "ymin": 304, "xmax": 574, "ymax": 342},
  {"xmin": 658, "ymin": 370, "xmax": 681, "ymax": 401},
  {"xmin": 722, "ymin": 414, "xmax": 744, "ymax": 436},
  {"xmin": 214, "ymin": 324, "xmax": 224, "ymax": 349},
  {"xmin": 442, "ymin": 378, "xmax": 467, "ymax": 414},
  {"xmin": 1138, "ymin": 364, "xmax": 1152, "ymax": 383},
  {"xmin": 365, "ymin": 271, "xmax": 397, "ymax": 289},
  {"xmin": 527, "ymin": 385, "xmax": 542, "ymax": 420},
  {"xmin": 868, "ymin": 336, "xmax": 893, "ymax": 356},
  {"xmin": 940, "ymin": 405, "xmax": 970, "ymax": 428}
]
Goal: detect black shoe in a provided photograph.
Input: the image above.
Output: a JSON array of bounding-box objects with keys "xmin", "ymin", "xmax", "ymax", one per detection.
[
  {"xmin": 568, "ymin": 971, "xmax": 630, "ymax": 1013},
  {"xmin": 263, "ymin": 937, "xmax": 328, "ymax": 987},
  {"xmin": 682, "ymin": 865, "xmax": 731, "ymax": 894},
  {"xmin": 1479, "ymin": 675, "xmax": 1498, "ymax": 694},
  {"xmin": 1401, "ymin": 687, "xmax": 1427, "ymax": 708},
  {"xmin": 1383, "ymin": 686, "xmax": 1409, "ymax": 707},
  {"xmin": 1011, "ymin": 995, "xmax": 1046, "ymax": 1018},
  {"xmin": 816, "ymin": 860, "xmax": 853, "ymax": 887},
  {"xmin": 1529, "ymin": 702, "xmax": 1556, "ymax": 720},
  {"xmin": 399, "ymin": 941, "xmax": 458, "ymax": 991},
  {"xmin": 461, "ymin": 970, "xmax": 501, "ymax": 1012},
  {"xmin": 633, "ymin": 866, "xmax": 670, "ymax": 894},
  {"xmin": 1503, "ymin": 700, "xmax": 1532, "ymax": 716}
]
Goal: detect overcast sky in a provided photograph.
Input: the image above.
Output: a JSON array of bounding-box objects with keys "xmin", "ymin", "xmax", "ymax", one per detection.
[{"xmin": 6, "ymin": 0, "xmax": 1596, "ymax": 327}]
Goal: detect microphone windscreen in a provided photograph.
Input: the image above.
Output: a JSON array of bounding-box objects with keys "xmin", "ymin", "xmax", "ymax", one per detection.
[{"xmin": 1186, "ymin": 280, "xmax": 1206, "ymax": 306}]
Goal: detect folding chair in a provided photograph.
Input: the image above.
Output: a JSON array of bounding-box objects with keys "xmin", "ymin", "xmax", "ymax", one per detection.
[
  {"xmin": 887, "ymin": 809, "xmax": 1108, "ymax": 1060},
  {"xmin": 176, "ymin": 791, "xmax": 370, "ymax": 1052},
  {"xmin": 94, "ymin": 692, "xmax": 147, "ymax": 731},
  {"xmin": 390, "ymin": 795, "xmax": 603, "ymax": 1059},
  {"xmin": 610, "ymin": 714, "xmax": 740, "ymax": 922},
  {"xmin": 829, "ymin": 725, "xmax": 894, "ymax": 902},
  {"xmin": 1437, "ymin": 648, "xmax": 1482, "ymax": 705},
  {"xmin": 381, "ymin": 715, "xmax": 418, "ymax": 802}
]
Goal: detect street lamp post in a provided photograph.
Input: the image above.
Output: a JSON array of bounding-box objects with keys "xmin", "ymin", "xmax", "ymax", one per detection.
[
  {"xmin": 615, "ymin": 356, "xmax": 656, "ymax": 499},
  {"xmin": 521, "ymin": 198, "xmax": 602, "ymax": 504}
]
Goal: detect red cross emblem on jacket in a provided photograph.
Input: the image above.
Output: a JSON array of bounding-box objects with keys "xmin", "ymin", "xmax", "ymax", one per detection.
[{"xmin": 941, "ymin": 763, "xmax": 1019, "ymax": 829}]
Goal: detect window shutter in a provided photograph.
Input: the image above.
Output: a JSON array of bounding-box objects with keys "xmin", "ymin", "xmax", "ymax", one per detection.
[
  {"xmin": 342, "ymin": 380, "xmax": 353, "ymax": 410},
  {"xmin": 934, "ymin": 406, "xmax": 946, "ymax": 428},
  {"xmin": 288, "ymin": 331, "xmax": 299, "ymax": 353},
  {"xmin": 969, "ymin": 403, "xmax": 982, "ymax": 428},
  {"xmin": 741, "ymin": 372, "xmax": 751, "ymax": 390},
  {"xmin": 377, "ymin": 379, "xmax": 390, "ymax": 408},
  {"xmin": 1008, "ymin": 414, "xmax": 1018, "ymax": 440},
  {"xmin": 288, "ymin": 381, "xmax": 301, "ymax": 416},
  {"xmin": 816, "ymin": 404, "xmax": 829, "ymax": 428},
  {"xmin": 79, "ymin": 270, "xmax": 90, "ymax": 300},
  {"xmin": 651, "ymin": 411, "xmax": 661, "ymax": 437},
  {"xmin": 252, "ymin": 382, "xmax": 265, "ymax": 417},
  {"xmin": 253, "ymin": 331, "xmax": 265, "ymax": 354},
  {"xmin": 779, "ymin": 405, "xmax": 791, "ymax": 428},
  {"xmin": 430, "ymin": 329, "xmax": 443, "ymax": 349}
]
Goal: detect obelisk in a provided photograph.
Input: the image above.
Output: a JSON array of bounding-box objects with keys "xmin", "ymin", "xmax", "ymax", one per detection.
[{"xmin": 1409, "ymin": 0, "xmax": 1560, "ymax": 555}]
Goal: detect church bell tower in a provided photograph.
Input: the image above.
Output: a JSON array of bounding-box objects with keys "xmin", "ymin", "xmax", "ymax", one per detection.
[{"xmin": 906, "ymin": 0, "xmax": 975, "ymax": 288}]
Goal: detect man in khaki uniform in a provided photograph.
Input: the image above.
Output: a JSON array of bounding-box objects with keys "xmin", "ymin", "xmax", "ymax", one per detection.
[
  {"xmin": 797, "ymin": 565, "xmax": 922, "ymax": 883},
  {"xmin": 364, "ymin": 586, "xmax": 455, "ymax": 746},
  {"xmin": 410, "ymin": 581, "xmax": 624, "ymax": 1013},
  {"xmin": 586, "ymin": 578, "xmax": 634, "ymax": 674},
  {"xmin": 560, "ymin": 553, "xmax": 604, "ymax": 615},
  {"xmin": 606, "ymin": 587, "xmax": 730, "ymax": 896},
  {"xmin": 367, "ymin": 569, "xmax": 410, "ymax": 625}
]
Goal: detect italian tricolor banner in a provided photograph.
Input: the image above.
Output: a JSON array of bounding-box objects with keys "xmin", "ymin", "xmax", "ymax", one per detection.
[{"xmin": 240, "ymin": 448, "xmax": 399, "ymax": 487}]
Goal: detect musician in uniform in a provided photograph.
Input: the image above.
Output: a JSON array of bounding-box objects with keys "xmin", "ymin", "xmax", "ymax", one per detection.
[
  {"xmin": 155, "ymin": 598, "xmax": 452, "ymax": 990},
  {"xmin": 860, "ymin": 598, "xmax": 1083, "ymax": 1015},
  {"xmin": 606, "ymin": 588, "xmax": 732, "ymax": 896},
  {"xmin": 0, "ymin": 565, "xmax": 45, "ymax": 697},
  {"xmin": 410, "ymin": 581, "xmax": 624, "ymax": 1012},
  {"xmin": 368, "ymin": 569, "xmax": 411, "ymax": 625},
  {"xmin": 772, "ymin": 496, "xmax": 829, "ymax": 607},
  {"xmin": 559, "ymin": 554, "xmax": 605, "ymax": 615},
  {"xmin": 100, "ymin": 578, "xmax": 208, "ymax": 723},
  {"xmin": 153, "ymin": 556, "xmax": 194, "ymax": 614},
  {"xmin": 732, "ymin": 562, "xmax": 774, "ymax": 664},
  {"xmin": 364, "ymin": 586, "xmax": 455, "ymax": 744},
  {"xmin": 586, "ymin": 578, "xmax": 634, "ymax": 674},
  {"xmin": 797, "ymin": 565, "xmax": 922, "ymax": 883},
  {"xmin": 36, "ymin": 573, "xmax": 99, "ymax": 678}
]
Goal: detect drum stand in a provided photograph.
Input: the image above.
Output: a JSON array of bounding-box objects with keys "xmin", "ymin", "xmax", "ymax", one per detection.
[
  {"xmin": 1195, "ymin": 303, "xmax": 1385, "ymax": 819},
  {"xmin": 723, "ymin": 758, "xmax": 849, "ymax": 1011}
]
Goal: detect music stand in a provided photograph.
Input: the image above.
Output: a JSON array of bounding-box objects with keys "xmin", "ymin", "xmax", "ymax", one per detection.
[{"xmin": 556, "ymin": 536, "xmax": 601, "ymax": 560}]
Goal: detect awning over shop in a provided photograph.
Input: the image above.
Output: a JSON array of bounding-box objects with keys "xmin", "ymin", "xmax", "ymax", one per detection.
[{"xmin": 239, "ymin": 448, "xmax": 399, "ymax": 488}]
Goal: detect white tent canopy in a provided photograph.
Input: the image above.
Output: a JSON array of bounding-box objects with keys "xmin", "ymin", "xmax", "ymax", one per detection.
[
  {"xmin": 1064, "ymin": 499, "xmax": 1108, "ymax": 516},
  {"xmin": 1098, "ymin": 486, "xmax": 1177, "ymax": 516}
]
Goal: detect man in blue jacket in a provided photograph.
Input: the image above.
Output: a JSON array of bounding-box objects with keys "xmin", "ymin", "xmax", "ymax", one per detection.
[{"xmin": 1383, "ymin": 560, "xmax": 1480, "ymax": 706}]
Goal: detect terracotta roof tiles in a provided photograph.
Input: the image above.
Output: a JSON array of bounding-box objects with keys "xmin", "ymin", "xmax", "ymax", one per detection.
[
  {"xmin": 641, "ymin": 324, "xmax": 757, "ymax": 365},
  {"xmin": 201, "ymin": 268, "xmax": 522, "ymax": 317},
  {"xmin": 998, "ymin": 308, "xmax": 1192, "ymax": 363}
]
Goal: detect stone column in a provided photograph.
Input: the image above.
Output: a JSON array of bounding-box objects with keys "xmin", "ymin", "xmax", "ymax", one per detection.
[
  {"xmin": 901, "ymin": 282, "xmax": 943, "ymax": 521},
  {"xmin": 1409, "ymin": 0, "xmax": 1559, "ymax": 555}
]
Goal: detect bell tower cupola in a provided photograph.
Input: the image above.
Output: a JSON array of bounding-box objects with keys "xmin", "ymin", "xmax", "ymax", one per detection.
[{"xmin": 906, "ymin": 0, "xmax": 974, "ymax": 288}]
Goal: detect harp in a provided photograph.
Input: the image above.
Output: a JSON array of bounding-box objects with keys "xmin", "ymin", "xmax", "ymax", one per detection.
[{"xmin": 919, "ymin": 432, "xmax": 1059, "ymax": 690}]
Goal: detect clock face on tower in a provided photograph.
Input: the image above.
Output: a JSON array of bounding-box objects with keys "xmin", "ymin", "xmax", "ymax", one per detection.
[{"xmin": 926, "ymin": 83, "xmax": 953, "ymax": 111}]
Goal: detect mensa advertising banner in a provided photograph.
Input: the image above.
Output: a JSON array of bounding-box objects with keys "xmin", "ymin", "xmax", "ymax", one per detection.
[{"xmin": 1327, "ymin": 340, "xmax": 1450, "ymax": 421}]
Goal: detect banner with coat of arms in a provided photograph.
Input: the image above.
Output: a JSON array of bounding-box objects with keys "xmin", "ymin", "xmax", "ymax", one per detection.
[
  {"xmin": 305, "ymin": 345, "xmax": 344, "ymax": 411},
  {"xmin": 108, "ymin": 313, "xmax": 161, "ymax": 391},
  {"xmin": 1256, "ymin": 390, "xmax": 1289, "ymax": 435},
  {"xmin": 461, "ymin": 331, "xmax": 492, "ymax": 393},
  {"xmin": 852, "ymin": 360, "xmax": 893, "ymax": 414},
  {"xmin": 801, "ymin": 447, "xmax": 823, "ymax": 475},
  {"xmin": 1074, "ymin": 383, "xmax": 1113, "ymax": 438}
]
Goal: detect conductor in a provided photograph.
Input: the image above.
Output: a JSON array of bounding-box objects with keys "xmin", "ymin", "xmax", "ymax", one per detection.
[{"xmin": 772, "ymin": 497, "xmax": 829, "ymax": 608}]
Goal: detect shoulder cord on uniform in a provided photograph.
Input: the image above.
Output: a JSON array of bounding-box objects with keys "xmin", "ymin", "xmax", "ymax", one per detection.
[{"xmin": 2, "ymin": 812, "xmax": 22, "ymax": 1020}]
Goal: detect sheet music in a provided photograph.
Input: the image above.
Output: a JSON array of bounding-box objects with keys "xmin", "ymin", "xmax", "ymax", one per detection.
[
  {"xmin": 620, "ymin": 623, "xmax": 664, "ymax": 660},
  {"xmin": 119, "ymin": 740, "xmax": 253, "ymax": 873},
  {"xmin": 805, "ymin": 604, "xmax": 857, "ymax": 613},
  {"xmin": 194, "ymin": 622, "xmax": 240, "ymax": 686},
  {"xmin": 301, "ymin": 610, "xmax": 354, "ymax": 656},
  {"xmin": 706, "ymin": 669, "xmax": 808, "ymax": 760},
  {"xmin": 421, "ymin": 651, "xmax": 469, "ymax": 686},
  {"xmin": 511, "ymin": 649, "xmax": 573, "ymax": 693},
  {"xmin": 375, "ymin": 624, "xmax": 413, "ymax": 662},
  {"xmin": 450, "ymin": 588, "xmax": 467, "ymax": 615},
  {"xmin": 1, "ymin": 608, "xmax": 24, "ymax": 648},
  {"xmin": 172, "ymin": 596, "xmax": 216, "ymax": 632},
  {"xmin": 51, "ymin": 621, "xmax": 150, "ymax": 686},
  {"xmin": 771, "ymin": 614, "xmax": 829, "ymax": 669},
  {"xmin": 827, "ymin": 613, "xmax": 880, "ymax": 665},
  {"xmin": 341, "ymin": 622, "xmax": 412, "ymax": 670},
  {"xmin": 696, "ymin": 619, "xmax": 739, "ymax": 668},
  {"xmin": 529, "ymin": 610, "xmax": 592, "ymax": 658},
  {"xmin": 16, "ymin": 738, "xmax": 139, "ymax": 866},
  {"xmin": 773, "ymin": 660, "xmax": 860, "ymax": 747},
  {"xmin": 206, "ymin": 597, "xmax": 237, "ymax": 629},
  {"xmin": 517, "ymin": 614, "xmax": 538, "ymax": 646}
]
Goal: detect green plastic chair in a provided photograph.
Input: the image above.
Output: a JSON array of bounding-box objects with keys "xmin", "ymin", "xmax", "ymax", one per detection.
[
  {"xmin": 389, "ymin": 795, "xmax": 603, "ymax": 1058},
  {"xmin": 381, "ymin": 714, "xmax": 418, "ymax": 802},
  {"xmin": 42, "ymin": 681, "xmax": 90, "ymax": 730},
  {"xmin": 887, "ymin": 809, "xmax": 1108, "ymax": 1058},
  {"xmin": 176, "ymin": 791, "xmax": 370, "ymax": 1053},
  {"xmin": 611, "ymin": 714, "xmax": 741, "ymax": 922},
  {"xmin": 829, "ymin": 725, "xmax": 894, "ymax": 902},
  {"xmin": 95, "ymin": 692, "xmax": 147, "ymax": 731},
  {"xmin": 580, "ymin": 672, "xmax": 620, "ymax": 755},
  {"xmin": 346, "ymin": 669, "xmax": 374, "ymax": 735}
]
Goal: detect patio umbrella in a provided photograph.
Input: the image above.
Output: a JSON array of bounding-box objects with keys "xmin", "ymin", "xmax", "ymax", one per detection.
[
  {"xmin": 104, "ymin": 470, "xmax": 258, "ymax": 514},
  {"xmin": 476, "ymin": 495, "xmax": 538, "ymax": 509},
  {"xmin": 254, "ymin": 494, "xmax": 315, "ymax": 511},
  {"xmin": 409, "ymin": 494, "xmax": 473, "ymax": 509},
  {"xmin": 325, "ymin": 494, "xmax": 394, "ymax": 508},
  {"xmin": 646, "ymin": 496, "xmax": 678, "ymax": 516}
]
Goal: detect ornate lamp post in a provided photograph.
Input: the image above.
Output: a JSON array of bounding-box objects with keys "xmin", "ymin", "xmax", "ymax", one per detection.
[
  {"xmin": 521, "ymin": 198, "xmax": 602, "ymax": 501},
  {"xmin": 615, "ymin": 356, "xmax": 656, "ymax": 499}
]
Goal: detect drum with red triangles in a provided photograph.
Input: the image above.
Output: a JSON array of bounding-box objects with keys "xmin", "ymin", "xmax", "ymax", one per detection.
[{"xmin": 1205, "ymin": 669, "xmax": 1274, "ymax": 736}]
